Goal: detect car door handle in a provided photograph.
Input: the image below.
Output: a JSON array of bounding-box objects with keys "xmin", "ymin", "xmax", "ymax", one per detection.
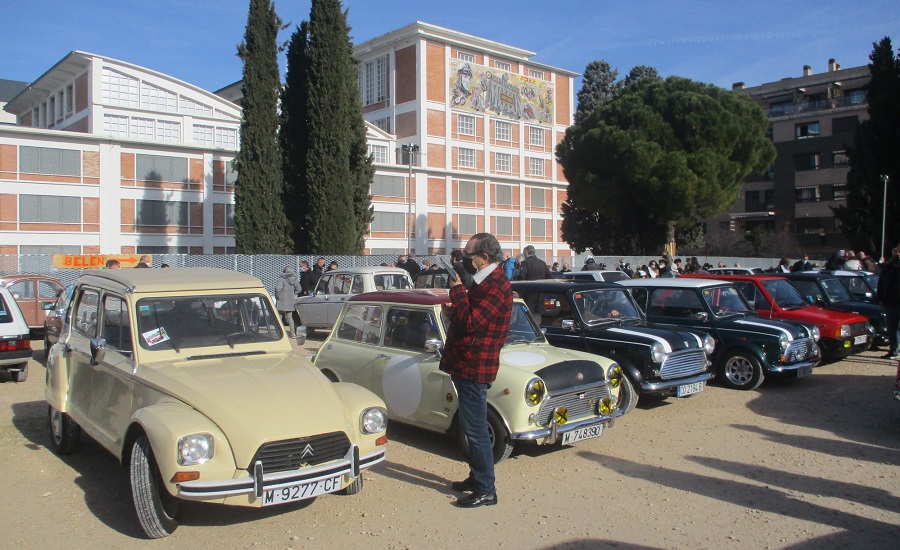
[{"xmin": 375, "ymin": 353, "xmax": 391, "ymax": 360}]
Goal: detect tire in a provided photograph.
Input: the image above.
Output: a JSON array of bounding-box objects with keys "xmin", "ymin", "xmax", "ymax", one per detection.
[
  {"xmin": 48, "ymin": 405, "xmax": 80, "ymax": 454},
  {"xmin": 339, "ymin": 473, "xmax": 363, "ymax": 495},
  {"xmin": 719, "ymin": 351, "xmax": 765, "ymax": 390},
  {"xmin": 131, "ymin": 436, "xmax": 179, "ymax": 539},
  {"xmin": 43, "ymin": 331, "xmax": 51, "ymax": 362},
  {"xmin": 456, "ymin": 408, "xmax": 514, "ymax": 464},
  {"xmin": 13, "ymin": 363, "xmax": 28, "ymax": 382},
  {"xmin": 617, "ymin": 374, "xmax": 638, "ymax": 415}
]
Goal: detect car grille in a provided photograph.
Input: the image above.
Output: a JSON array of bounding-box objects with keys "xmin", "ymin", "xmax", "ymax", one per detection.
[
  {"xmin": 848, "ymin": 322, "xmax": 868, "ymax": 335},
  {"xmin": 785, "ymin": 338, "xmax": 815, "ymax": 362},
  {"xmin": 250, "ymin": 432, "xmax": 351, "ymax": 473},
  {"xmin": 660, "ymin": 349, "xmax": 708, "ymax": 380},
  {"xmin": 536, "ymin": 383, "xmax": 611, "ymax": 426}
]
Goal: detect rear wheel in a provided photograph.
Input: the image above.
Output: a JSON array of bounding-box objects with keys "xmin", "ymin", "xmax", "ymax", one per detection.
[
  {"xmin": 48, "ymin": 405, "xmax": 80, "ymax": 454},
  {"xmin": 719, "ymin": 351, "xmax": 764, "ymax": 390},
  {"xmin": 131, "ymin": 436, "xmax": 179, "ymax": 538},
  {"xmin": 456, "ymin": 408, "xmax": 514, "ymax": 464}
]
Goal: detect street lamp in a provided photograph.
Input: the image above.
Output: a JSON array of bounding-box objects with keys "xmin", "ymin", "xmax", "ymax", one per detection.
[
  {"xmin": 400, "ymin": 144, "xmax": 419, "ymax": 255},
  {"xmin": 881, "ymin": 174, "xmax": 889, "ymax": 260}
]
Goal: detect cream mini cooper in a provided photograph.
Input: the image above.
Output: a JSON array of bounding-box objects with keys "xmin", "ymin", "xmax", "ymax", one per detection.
[
  {"xmin": 45, "ymin": 268, "xmax": 387, "ymax": 539},
  {"xmin": 314, "ymin": 289, "xmax": 625, "ymax": 463}
]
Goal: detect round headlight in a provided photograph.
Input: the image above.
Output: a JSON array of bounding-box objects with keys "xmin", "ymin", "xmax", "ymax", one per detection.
[
  {"xmin": 778, "ymin": 333, "xmax": 790, "ymax": 350},
  {"xmin": 703, "ymin": 334, "xmax": 716, "ymax": 354},
  {"xmin": 525, "ymin": 377, "xmax": 546, "ymax": 406},
  {"xmin": 650, "ymin": 342, "xmax": 665, "ymax": 363},
  {"xmin": 361, "ymin": 407, "xmax": 387, "ymax": 434},
  {"xmin": 553, "ymin": 406, "xmax": 568, "ymax": 426},
  {"xmin": 809, "ymin": 325, "xmax": 820, "ymax": 342},
  {"xmin": 177, "ymin": 433, "xmax": 214, "ymax": 466},
  {"xmin": 606, "ymin": 364, "xmax": 622, "ymax": 388}
]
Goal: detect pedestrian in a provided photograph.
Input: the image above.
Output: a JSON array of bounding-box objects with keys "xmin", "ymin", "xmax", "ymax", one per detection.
[
  {"xmin": 673, "ymin": 258, "xmax": 684, "ymax": 275},
  {"xmin": 326, "ymin": 260, "xmax": 339, "ymax": 272},
  {"xmin": 791, "ymin": 254, "xmax": 813, "ymax": 272},
  {"xmin": 876, "ymin": 246, "xmax": 900, "ymax": 360},
  {"xmin": 777, "ymin": 257, "xmax": 791, "ymax": 273},
  {"xmin": 581, "ymin": 256, "xmax": 601, "ymax": 271},
  {"xmin": 308, "ymin": 257, "xmax": 326, "ymax": 292},
  {"xmin": 859, "ymin": 251, "xmax": 876, "ymax": 272},
  {"xmin": 105, "ymin": 259, "xmax": 120, "ymax": 269},
  {"xmin": 441, "ymin": 232, "xmax": 512, "ymax": 508},
  {"xmin": 658, "ymin": 258, "xmax": 676, "ymax": 278},
  {"xmin": 825, "ymin": 250, "xmax": 845, "ymax": 270},
  {"xmin": 560, "ymin": 261, "xmax": 571, "ymax": 273},
  {"xmin": 616, "ymin": 258, "xmax": 634, "ymax": 278},
  {"xmin": 275, "ymin": 266, "xmax": 301, "ymax": 337},
  {"xmin": 135, "ymin": 255, "xmax": 151, "ymax": 268},
  {"xmin": 299, "ymin": 261, "xmax": 312, "ymax": 296},
  {"xmin": 843, "ymin": 251, "xmax": 862, "ymax": 270},
  {"xmin": 517, "ymin": 245, "xmax": 552, "ymax": 281},
  {"xmin": 647, "ymin": 260, "xmax": 659, "ymax": 278},
  {"xmin": 450, "ymin": 249, "xmax": 475, "ymax": 289},
  {"xmin": 551, "ymin": 262, "xmax": 560, "ymax": 272},
  {"xmin": 403, "ymin": 255, "xmax": 421, "ymax": 278}
]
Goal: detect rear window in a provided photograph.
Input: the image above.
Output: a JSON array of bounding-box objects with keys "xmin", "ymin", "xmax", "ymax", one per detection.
[{"xmin": 0, "ymin": 294, "xmax": 13, "ymax": 323}]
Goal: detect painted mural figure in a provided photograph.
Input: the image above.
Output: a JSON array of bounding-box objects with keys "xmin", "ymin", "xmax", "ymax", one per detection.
[{"xmin": 452, "ymin": 63, "xmax": 473, "ymax": 107}]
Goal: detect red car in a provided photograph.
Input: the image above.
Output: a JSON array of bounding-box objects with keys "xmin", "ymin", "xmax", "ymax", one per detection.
[{"xmin": 682, "ymin": 274, "xmax": 871, "ymax": 362}]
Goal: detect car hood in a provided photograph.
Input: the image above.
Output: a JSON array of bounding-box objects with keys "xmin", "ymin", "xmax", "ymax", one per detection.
[
  {"xmin": 724, "ymin": 316, "xmax": 812, "ymax": 340},
  {"xmin": 821, "ymin": 300, "xmax": 882, "ymax": 319},
  {"xmin": 499, "ymin": 342, "xmax": 610, "ymax": 379},
  {"xmin": 583, "ymin": 322, "xmax": 703, "ymax": 352},
  {"xmin": 772, "ymin": 305, "xmax": 868, "ymax": 327},
  {"xmin": 138, "ymin": 352, "xmax": 356, "ymax": 468}
]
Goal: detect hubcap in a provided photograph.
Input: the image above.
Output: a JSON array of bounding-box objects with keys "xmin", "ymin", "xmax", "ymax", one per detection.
[{"xmin": 725, "ymin": 356, "xmax": 753, "ymax": 385}]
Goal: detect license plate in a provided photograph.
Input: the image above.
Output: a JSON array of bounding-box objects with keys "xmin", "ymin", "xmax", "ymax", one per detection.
[
  {"xmin": 677, "ymin": 381, "xmax": 705, "ymax": 397},
  {"xmin": 853, "ymin": 335, "xmax": 867, "ymax": 345},
  {"xmin": 796, "ymin": 365, "xmax": 813, "ymax": 377},
  {"xmin": 561, "ymin": 424, "xmax": 603, "ymax": 445},
  {"xmin": 262, "ymin": 475, "xmax": 342, "ymax": 506}
]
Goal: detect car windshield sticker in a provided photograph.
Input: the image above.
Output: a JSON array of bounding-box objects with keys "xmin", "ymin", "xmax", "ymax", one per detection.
[{"xmin": 143, "ymin": 327, "xmax": 170, "ymax": 346}]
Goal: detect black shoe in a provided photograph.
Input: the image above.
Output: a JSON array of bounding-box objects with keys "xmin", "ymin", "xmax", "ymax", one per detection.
[
  {"xmin": 451, "ymin": 478, "xmax": 477, "ymax": 492},
  {"xmin": 882, "ymin": 353, "xmax": 899, "ymax": 359},
  {"xmin": 452, "ymin": 492, "xmax": 497, "ymax": 508}
]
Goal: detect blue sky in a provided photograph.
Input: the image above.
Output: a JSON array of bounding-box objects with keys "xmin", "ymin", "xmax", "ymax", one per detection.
[{"xmin": 4, "ymin": 0, "xmax": 898, "ymax": 95}]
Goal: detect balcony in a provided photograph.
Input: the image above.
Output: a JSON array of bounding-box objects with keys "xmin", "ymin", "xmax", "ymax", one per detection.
[{"xmin": 769, "ymin": 94, "xmax": 867, "ymax": 117}]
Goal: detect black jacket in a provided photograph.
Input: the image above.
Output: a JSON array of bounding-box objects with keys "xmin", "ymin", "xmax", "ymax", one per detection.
[
  {"xmin": 518, "ymin": 255, "xmax": 552, "ymax": 281},
  {"xmin": 877, "ymin": 258, "xmax": 900, "ymax": 307}
]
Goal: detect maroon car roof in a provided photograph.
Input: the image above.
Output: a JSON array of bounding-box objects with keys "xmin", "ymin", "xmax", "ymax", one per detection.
[{"xmin": 348, "ymin": 288, "xmax": 451, "ymax": 305}]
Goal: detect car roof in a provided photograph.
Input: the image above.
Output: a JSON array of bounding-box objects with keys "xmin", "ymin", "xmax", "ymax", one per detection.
[
  {"xmin": 563, "ymin": 270, "xmax": 622, "ymax": 276},
  {"xmin": 821, "ymin": 269, "xmax": 874, "ymax": 277},
  {"xmin": 682, "ymin": 273, "xmax": 785, "ymax": 282},
  {"xmin": 0, "ymin": 274, "xmax": 62, "ymax": 285},
  {"xmin": 785, "ymin": 272, "xmax": 840, "ymax": 280},
  {"xmin": 617, "ymin": 278, "xmax": 725, "ymax": 289},
  {"xmin": 78, "ymin": 267, "xmax": 265, "ymax": 294},
  {"xmin": 323, "ymin": 266, "xmax": 410, "ymax": 276},
  {"xmin": 511, "ymin": 280, "xmax": 620, "ymax": 290},
  {"xmin": 348, "ymin": 288, "xmax": 451, "ymax": 305}
]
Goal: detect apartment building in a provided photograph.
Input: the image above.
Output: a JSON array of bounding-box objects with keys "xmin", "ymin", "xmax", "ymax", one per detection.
[
  {"xmin": 355, "ymin": 21, "xmax": 578, "ymax": 259},
  {"xmin": 707, "ymin": 59, "xmax": 869, "ymax": 253}
]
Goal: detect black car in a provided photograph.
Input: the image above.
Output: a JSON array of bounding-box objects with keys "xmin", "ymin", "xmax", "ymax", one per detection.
[
  {"xmin": 619, "ymin": 279, "xmax": 821, "ymax": 390},
  {"xmin": 786, "ymin": 272, "xmax": 887, "ymax": 346},
  {"xmin": 818, "ymin": 270, "xmax": 879, "ymax": 304},
  {"xmin": 511, "ymin": 280, "xmax": 715, "ymax": 414}
]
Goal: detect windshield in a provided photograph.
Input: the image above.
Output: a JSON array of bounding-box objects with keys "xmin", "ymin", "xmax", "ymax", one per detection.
[
  {"xmin": 136, "ymin": 294, "xmax": 283, "ymax": 351},
  {"xmin": 821, "ymin": 278, "xmax": 852, "ymax": 302},
  {"xmin": 505, "ymin": 303, "xmax": 546, "ymax": 345},
  {"xmin": 375, "ymin": 273, "xmax": 412, "ymax": 290},
  {"xmin": 573, "ymin": 288, "xmax": 642, "ymax": 324},
  {"xmin": 702, "ymin": 286, "xmax": 752, "ymax": 316},
  {"xmin": 760, "ymin": 279, "xmax": 808, "ymax": 309}
]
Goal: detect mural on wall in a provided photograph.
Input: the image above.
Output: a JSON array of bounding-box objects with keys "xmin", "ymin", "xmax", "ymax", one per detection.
[{"xmin": 449, "ymin": 59, "xmax": 554, "ymax": 126}]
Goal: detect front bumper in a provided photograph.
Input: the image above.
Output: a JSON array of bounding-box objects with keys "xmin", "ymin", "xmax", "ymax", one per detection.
[
  {"xmin": 510, "ymin": 413, "xmax": 615, "ymax": 445},
  {"xmin": 768, "ymin": 359, "xmax": 820, "ymax": 374},
  {"xmin": 819, "ymin": 335, "xmax": 869, "ymax": 360},
  {"xmin": 640, "ymin": 371, "xmax": 715, "ymax": 394},
  {"xmin": 177, "ymin": 446, "xmax": 385, "ymax": 505}
]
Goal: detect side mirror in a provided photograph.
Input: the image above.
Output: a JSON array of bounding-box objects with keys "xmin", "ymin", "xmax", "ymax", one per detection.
[
  {"xmin": 424, "ymin": 338, "xmax": 443, "ymax": 358},
  {"xmin": 42, "ymin": 302, "xmax": 54, "ymax": 311},
  {"xmin": 561, "ymin": 319, "xmax": 576, "ymax": 331},
  {"xmin": 296, "ymin": 325, "xmax": 307, "ymax": 346},
  {"xmin": 89, "ymin": 337, "xmax": 107, "ymax": 365},
  {"xmin": 696, "ymin": 312, "xmax": 709, "ymax": 322}
]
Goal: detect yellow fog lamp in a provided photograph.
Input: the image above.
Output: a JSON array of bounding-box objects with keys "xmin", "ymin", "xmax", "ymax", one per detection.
[
  {"xmin": 553, "ymin": 406, "xmax": 568, "ymax": 426},
  {"xmin": 598, "ymin": 397, "xmax": 614, "ymax": 416}
]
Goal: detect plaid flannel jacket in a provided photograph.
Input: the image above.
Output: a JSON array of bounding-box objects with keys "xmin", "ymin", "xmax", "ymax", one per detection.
[{"xmin": 439, "ymin": 266, "xmax": 513, "ymax": 384}]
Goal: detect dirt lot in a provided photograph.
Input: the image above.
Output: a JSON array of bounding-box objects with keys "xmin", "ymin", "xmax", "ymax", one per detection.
[{"xmin": 1, "ymin": 336, "xmax": 898, "ymax": 549}]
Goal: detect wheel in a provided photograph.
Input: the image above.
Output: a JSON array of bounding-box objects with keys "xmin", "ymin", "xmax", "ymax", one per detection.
[
  {"xmin": 616, "ymin": 374, "xmax": 638, "ymax": 415},
  {"xmin": 718, "ymin": 351, "xmax": 764, "ymax": 390},
  {"xmin": 48, "ymin": 405, "xmax": 80, "ymax": 454},
  {"xmin": 456, "ymin": 408, "xmax": 514, "ymax": 464},
  {"xmin": 13, "ymin": 363, "xmax": 28, "ymax": 382},
  {"xmin": 131, "ymin": 436, "xmax": 179, "ymax": 538},
  {"xmin": 43, "ymin": 330, "xmax": 51, "ymax": 362},
  {"xmin": 339, "ymin": 473, "xmax": 363, "ymax": 495}
]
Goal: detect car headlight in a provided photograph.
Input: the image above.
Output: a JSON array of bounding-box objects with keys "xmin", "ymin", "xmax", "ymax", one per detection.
[
  {"xmin": 361, "ymin": 407, "xmax": 387, "ymax": 434},
  {"xmin": 525, "ymin": 377, "xmax": 546, "ymax": 406},
  {"xmin": 177, "ymin": 433, "xmax": 215, "ymax": 466},
  {"xmin": 598, "ymin": 397, "xmax": 614, "ymax": 416},
  {"xmin": 650, "ymin": 342, "xmax": 665, "ymax": 363},
  {"xmin": 703, "ymin": 335, "xmax": 716, "ymax": 355},
  {"xmin": 809, "ymin": 325, "xmax": 820, "ymax": 342},
  {"xmin": 839, "ymin": 324, "xmax": 850, "ymax": 337},
  {"xmin": 606, "ymin": 364, "xmax": 623, "ymax": 388},
  {"xmin": 779, "ymin": 333, "xmax": 790, "ymax": 350}
]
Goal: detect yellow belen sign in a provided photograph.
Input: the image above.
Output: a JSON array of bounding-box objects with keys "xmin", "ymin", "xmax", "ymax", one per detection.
[{"xmin": 52, "ymin": 255, "xmax": 146, "ymax": 269}]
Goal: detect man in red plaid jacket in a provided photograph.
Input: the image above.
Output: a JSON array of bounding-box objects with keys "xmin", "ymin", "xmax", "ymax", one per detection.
[{"xmin": 440, "ymin": 232, "xmax": 512, "ymax": 508}]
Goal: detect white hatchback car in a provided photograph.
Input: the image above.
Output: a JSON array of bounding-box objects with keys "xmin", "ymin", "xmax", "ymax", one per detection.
[{"xmin": 0, "ymin": 285, "xmax": 32, "ymax": 382}]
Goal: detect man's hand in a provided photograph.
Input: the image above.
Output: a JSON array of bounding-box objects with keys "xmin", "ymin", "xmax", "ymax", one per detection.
[{"xmin": 448, "ymin": 276, "xmax": 462, "ymax": 288}]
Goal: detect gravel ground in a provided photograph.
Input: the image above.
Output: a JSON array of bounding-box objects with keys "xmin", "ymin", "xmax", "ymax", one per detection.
[{"xmin": 1, "ymin": 336, "xmax": 898, "ymax": 549}]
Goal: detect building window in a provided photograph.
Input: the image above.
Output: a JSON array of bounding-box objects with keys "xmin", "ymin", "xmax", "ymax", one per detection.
[
  {"xmin": 530, "ymin": 189, "xmax": 545, "ymax": 208},
  {"xmin": 495, "ymin": 153, "xmax": 511, "ymax": 172},
  {"xmin": 833, "ymin": 184, "xmax": 849, "ymax": 200},
  {"xmin": 368, "ymin": 145, "xmax": 388, "ymax": 163},
  {"xmin": 794, "ymin": 152, "xmax": 820, "ymax": 171},
  {"xmin": 495, "ymin": 216, "xmax": 514, "ymax": 237},
  {"xmin": 19, "ymin": 146, "xmax": 81, "ymax": 176},
  {"xmin": 495, "ymin": 121, "xmax": 511, "ymax": 141},
  {"xmin": 529, "ymin": 157, "xmax": 545, "ymax": 176},
  {"xmin": 494, "ymin": 61, "xmax": 511, "ymax": 72},
  {"xmin": 530, "ymin": 218, "xmax": 546, "ymax": 237},
  {"xmin": 131, "ymin": 117, "xmax": 155, "ymax": 141},
  {"xmin": 457, "ymin": 51, "xmax": 475, "ymax": 62},
  {"xmin": 458, "ymin": 114, "xmax": 475, "ymax": 136},
  {"xmin": 795, "ymin": 121, "xmax": 820, "ymax": 139},
  {"xmin": 32, "ymin": 107, "xmax": 38, "ymax": 127},
  {"xmin": 156, "ymin": 120, "xmax": 181, "ymax": 143},
  {"xmin": 135, "ymin": 154, "xmax": 188, "ymax": 183},
  {"xmin": 458, "ymin": 180, "xmax": 477, "ymax": 203},
  {"xmin": 215, "ymin": 127, "xmax": 237, "ymax": 150},
  {"xmin": 179, "ymin": 96, "xmax": 213, "ymax": 117},
  {"xmin": 458, "ymin": 148, "xmax": 476, "ymax": 168},
  {"xmin": 363, "ymin": 55, "xmax": 387, "ymax": 106},
  {"xmin": 745, "ymin": 189, "xmax": 774, "ymax": 211},
  {"xmin": 458, "ymin": 214, "xmax": 476, "ymax": 234},
  {"xmin": 193, "ymin": 125, "xmax": 214, "ymax": 146},
  {"xmin": 19, "ymin": 195, "xmax": 81, "ymax": 223},
  {"xmin": 832, "ymin": 151, "xmax": 850, "ymax": 167},
  {"xmin": 135, "ymin": 199, "xmax": 189, "ymax": 226},
  {"xmin": 847, "ymin": 89, "xmax": 866, "ymax": 105},
  {"xmin": 224, "ymin": 159, "xmax": 238, "ymax": 185},
  {"xmin": 102, "ymin": 68, "xmax": 139, "ymax": 107},
  {"xmin": 529, "ymin": 126, "xmax": 544, "ymax": 147},
  {"xmin": 373, "ymin": 117, "xmax": 390, "ymax": 132},
  {"xmin": 21, "ymin": 244, "xmax": 81, "ymax": 255},
  {"xmin": 529, "ymin": 69, "xmax": 544, "ymax": 80},
  {"xmin": 371, "ymin": 212, "xmax": 405, "ymax": 232},
  {"xmin": 49, "ymin": 96, "xmax": 56, "ymax": 124},
  {"xmin": 371, "ymin": 174, "xmax": 405, "ymax": 197},
  {"xmin": 796, "ymin": 187, "xmax": 821, "ymax": 203},
  {"xmin": 224, "ymin": 204, "xmax": 235, "ymax": 228},
  {"xmin": 103, "ymin": 115, "xmax": 130, "ymax": 138},
  {"xmin": 141, "ymin": 82, "xmax": 177, "ymax": 112},
  {"xmin": 65, "ymin": 84, "xmax": 74, "ymax": 114},
  {"xmin": 495, "ymin": 184, "xmax": 513, "ymax": 206}
]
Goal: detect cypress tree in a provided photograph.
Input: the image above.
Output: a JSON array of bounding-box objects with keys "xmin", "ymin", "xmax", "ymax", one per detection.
[
  {"xmin": 281, "ymin": 22, "xmax": 312, "ymax": 253},
  {"xmin": 234, "ymin": 0, "xmax": 292, "ymax": 253}
]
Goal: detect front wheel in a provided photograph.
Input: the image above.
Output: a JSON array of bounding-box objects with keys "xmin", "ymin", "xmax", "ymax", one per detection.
[
  {"xmin": 131, "ymin": 436, "xmax": 179, "ymax": 538},
  {"xmin": 719, "ymin": 351, "xmax": 765, "ymax": 390},
  {"xmin": 616, "ymin": 374, "xmax": 638, "ymax": 415},
  {"xmin": 48, "ymin": 405, "xmax": 80, "ymax": 454},
  {"xmin": 456, "ymin": 408, "xmax": 514, "ymax": 464}
]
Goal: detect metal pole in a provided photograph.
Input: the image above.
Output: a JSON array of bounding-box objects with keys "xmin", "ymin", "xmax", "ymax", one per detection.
[
  {"xmin": 881, "ymin": 175, "xmax": 888, "ymax": 259},
  {"xmin": 408, "ymin": 157, "xmax": 412, "ymax": 256}
]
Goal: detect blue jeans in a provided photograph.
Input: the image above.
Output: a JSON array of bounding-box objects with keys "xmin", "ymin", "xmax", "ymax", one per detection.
[
  {"xmin": 453, "ymin": 376, "xmax": 495, "ymax": 495},
  {"xmin": 885, "ymin": 306, "xmax": 899, "ymax": 355}
]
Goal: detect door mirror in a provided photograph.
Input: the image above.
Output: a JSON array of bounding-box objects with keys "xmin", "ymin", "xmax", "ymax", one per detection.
[
  {"xmin": 424, "ymin": 338, "xmax": 443, "ymax": 358},
  {"xmin": 695, "ymin": 312, "xmax": 709, "ymax": 322},
  {"xmin": 89, "ymin": 337, "xmax": 107, "ymax": 365},
  {"xmin": 42, "ymin": 302, "xmax": 54, "ymax": 311},
  {"xmin": 561, "ymin": 319, "xmax": 576, "ymax": 331}
]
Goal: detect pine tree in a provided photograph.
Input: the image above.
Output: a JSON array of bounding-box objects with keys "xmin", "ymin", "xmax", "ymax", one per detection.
[
  {"xmin": 281, "ymin": 0, "xmax": 373, "ymax": 254},
  {"xmin": 234, "ymin": 0, "xmax": 292, "ymax": 254}
]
